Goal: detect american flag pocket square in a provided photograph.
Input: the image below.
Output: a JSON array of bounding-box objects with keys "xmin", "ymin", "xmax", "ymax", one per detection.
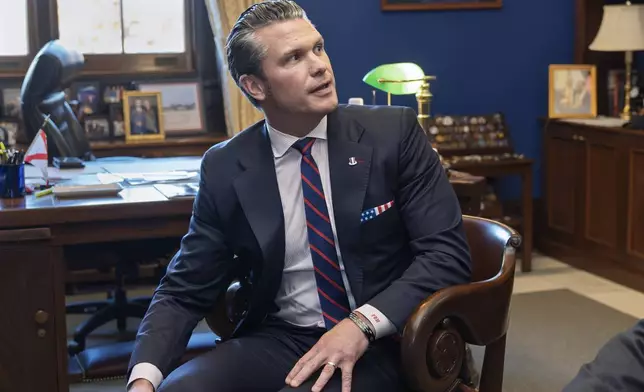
[{"xmin": 361, "ymin": 200, "xmax": 394, "ymax": 223}]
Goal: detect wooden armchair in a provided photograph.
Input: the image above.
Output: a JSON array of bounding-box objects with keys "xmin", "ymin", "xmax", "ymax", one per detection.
[{"xmin": 206, "ymin": 215, "xmax": 520, "ymax": 392}]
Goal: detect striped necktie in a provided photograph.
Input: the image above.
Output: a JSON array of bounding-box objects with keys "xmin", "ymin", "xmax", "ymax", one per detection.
[{"xmin": 292, "ymin": 137, "xmax": 351, "ymax": 329}]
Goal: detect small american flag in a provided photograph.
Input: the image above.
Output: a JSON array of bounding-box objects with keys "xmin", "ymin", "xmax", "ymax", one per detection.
[{"xmin": 361, "ymin": 200, "xmax": 394, "ymax": 223}]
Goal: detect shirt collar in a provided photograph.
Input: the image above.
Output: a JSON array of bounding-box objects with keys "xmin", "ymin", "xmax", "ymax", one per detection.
[{"xmin": 266, "ymin": 116, "xmax": 328, "ymax": 158}]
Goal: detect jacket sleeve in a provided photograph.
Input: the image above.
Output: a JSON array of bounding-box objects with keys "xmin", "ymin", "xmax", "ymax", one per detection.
[
  {"xmin": 128, "ymin": 151, "xmax": 235, "ymax": 378},
  {"xmin": 366, "ymin": 107, "xmax": 472, "ymax": 331},
  {"xmin": 563, "ymin": 319, "xmax": 644, "ymax": 392}
]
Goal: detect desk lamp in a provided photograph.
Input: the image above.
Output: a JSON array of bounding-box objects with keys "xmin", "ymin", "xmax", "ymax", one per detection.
[
  {"xmin": 589, "ymin": 2, "xmax": 644, "ymax": 121},
  {"xmin": 363, "ymin": 62, "xmax": 436, "ymax": 131}
]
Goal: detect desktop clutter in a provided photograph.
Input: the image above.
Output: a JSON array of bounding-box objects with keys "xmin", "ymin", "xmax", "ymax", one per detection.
[{"xmin": 0, "ymin": 123, "xmax": 120, "ymax": 200}]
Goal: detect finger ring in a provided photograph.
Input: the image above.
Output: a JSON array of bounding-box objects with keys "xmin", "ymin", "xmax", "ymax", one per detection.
[{"xmin": 326, "ymin": 361, "xmax": 337, "ymax": 368}]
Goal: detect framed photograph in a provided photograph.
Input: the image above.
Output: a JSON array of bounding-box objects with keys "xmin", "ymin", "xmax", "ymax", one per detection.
[
  {"xmin": 137, "ymin": 80, "xmax": 206, "ymax": 134},
  {"xmin": 122, "ymin": 91, "xmax": 165, "ymax": 142},
  {"xmin": 83, "ymin": 116, "xmax": 111, "ymax": 141},
  {"xmin": 1, "ymin": 88, "xmax": 21, "ymax": 118},
  {"xmin": 381, "ymin": 0, "xmax": 502, "ymax": 11},
  {"xmin": 109, "ymin": 104, "xmax": 125, "ymax": 138},
  {"xmin": 0, "ymin": 120, "xmax": 19, "ymax": 147},
  {"xmin": 549, "ymin": 64, "xmax": 597, "ymax": 119},
  {"xmin": 71, "ymin": 82, "xmax": 100, "ymax": 116}
]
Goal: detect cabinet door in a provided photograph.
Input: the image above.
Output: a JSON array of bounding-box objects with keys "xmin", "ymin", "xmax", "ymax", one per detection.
[
  {"xmin": 0, "ymin": 240, "xmax": 65, "ymax": 392},
  {"xmin": 545, "ymin": 133, "xmax": 585, "ymax": 245},
  {"xmin": 626, "ymin": 146, "xmax": 644, "ymax": 263},
  {"xmin": 582, "ymin": 131, "xmax": 620, "ymax": 257}
]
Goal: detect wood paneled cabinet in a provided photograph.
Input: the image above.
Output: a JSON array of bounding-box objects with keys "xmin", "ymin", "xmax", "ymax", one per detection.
[
  {"xmin": 0, "ymin": 230, "xmax": 67, "ymax": 392},
  {"xmin": 540, "ymin": 120, "xmax": 644, "ymax": 274}
]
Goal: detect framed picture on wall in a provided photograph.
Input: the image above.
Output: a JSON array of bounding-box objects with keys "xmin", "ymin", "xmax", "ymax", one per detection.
[
  {"xmin": 381, "ymin": 0, "xmax": 502, "ymax": 11},
  {"xmin": 548, "ymin": 64, "xmax": 597, "ymax": 119},
  {"xmin": 137, "ymin": 80, "xmax": 206, "ymax": 135},
  {"xmin": 122, "ymin": 91, "xmax": 165, "ymax": 142}
]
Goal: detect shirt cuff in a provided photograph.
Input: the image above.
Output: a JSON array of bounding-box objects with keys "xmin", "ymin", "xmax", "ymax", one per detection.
[
  {"xmin": 127, "ymin": 363, "xmax": 163, "ymax": 391},
  {"xmin": 355, "ymin": 304, "xmax": 397, "ymax": 339}
]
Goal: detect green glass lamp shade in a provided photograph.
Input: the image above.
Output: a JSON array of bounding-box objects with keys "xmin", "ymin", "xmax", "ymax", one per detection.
[{"xmin": 363, "ymin": 62, "xmax": 425, "ymax": 95}]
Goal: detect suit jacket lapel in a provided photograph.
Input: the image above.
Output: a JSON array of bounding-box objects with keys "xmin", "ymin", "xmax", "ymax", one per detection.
[
  {"xmin": 327, "ymin": 109, "xmax": 372, "ymax": 304},
  {"xmin": 233, "ymin": 125, "xmax": 285, "ymax": 302}
]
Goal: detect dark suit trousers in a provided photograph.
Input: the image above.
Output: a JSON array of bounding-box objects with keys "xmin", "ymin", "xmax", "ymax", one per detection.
[{"xmin": 157, "ymin": 317, "xmax": 407, "ymax": 392}]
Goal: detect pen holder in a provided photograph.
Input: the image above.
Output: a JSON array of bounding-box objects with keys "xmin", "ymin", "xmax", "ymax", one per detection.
[{"xmin": 0, "ymin": 163, "xmax": 26, "ymax": 199}]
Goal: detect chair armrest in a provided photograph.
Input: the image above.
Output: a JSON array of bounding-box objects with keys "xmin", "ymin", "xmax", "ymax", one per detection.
[
  {"xmin": 400, "ymin": 247, "xmax": 516, "ymax": 392},
  {"xmin": 205, "ymin": 278, "xmax": 250, "ymax": 341}
]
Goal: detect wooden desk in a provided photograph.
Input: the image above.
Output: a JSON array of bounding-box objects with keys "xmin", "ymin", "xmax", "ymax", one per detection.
[
  {"xmin": 0, "ymin": 157, "xmax": 485, "ymax": 392},
  {"xmin": 446, "ymin": 158, "xmax": 534, "ymax": 272}
]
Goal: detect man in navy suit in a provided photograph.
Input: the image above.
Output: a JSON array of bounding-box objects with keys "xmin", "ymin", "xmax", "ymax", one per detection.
[
  {"xmin": 563, "ymin": 319, "xmax": 644, "ymax": 391},
  {"xmin": 127, "ymin": 1, "xmax": 471, "ymax": 391}
]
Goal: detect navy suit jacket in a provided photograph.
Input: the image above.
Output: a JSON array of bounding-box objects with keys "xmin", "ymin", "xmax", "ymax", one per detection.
[
  {"xmin": 563, "ymin": 319, "xmax": 644, "ymax": 391},
  {"xmin": 128, "ymin": 105, "xmax": 472, "ymax": 377}
]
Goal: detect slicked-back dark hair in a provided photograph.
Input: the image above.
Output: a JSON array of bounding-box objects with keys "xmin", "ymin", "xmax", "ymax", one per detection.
[{"xmin": 226, "ymin": 0, "xmax": 307, "ymax": 107}]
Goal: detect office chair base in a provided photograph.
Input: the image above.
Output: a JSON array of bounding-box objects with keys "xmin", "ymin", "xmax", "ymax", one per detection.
[{"xmin": 68, "ymin": 302, "xmax": 148, "ymax": 355}]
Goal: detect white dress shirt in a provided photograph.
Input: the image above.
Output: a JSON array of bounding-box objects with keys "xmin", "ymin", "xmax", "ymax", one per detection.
[{"xmin": 128, "ymin": 116, "xmax": 395, "ymax": 391}]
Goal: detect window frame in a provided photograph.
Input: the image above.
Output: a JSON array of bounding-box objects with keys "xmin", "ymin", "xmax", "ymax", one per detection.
[
  {"xmin": 0, "ymin": 0, "xmax": 40, "ymax": 77},
  {"xmin": 48, "ymin": 0, "xmax": 196, "ymax": 75}
]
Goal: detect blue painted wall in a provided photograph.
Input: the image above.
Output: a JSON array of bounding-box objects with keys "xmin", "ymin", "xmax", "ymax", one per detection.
[{"xmin": 296, "ymin": 0, "xmax": 576, "ymax": 199}]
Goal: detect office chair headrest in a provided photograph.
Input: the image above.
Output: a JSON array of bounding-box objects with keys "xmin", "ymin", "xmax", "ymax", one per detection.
[{"xmin": 20, "ymin": 40, "xmax": 84, "ymax": 102}]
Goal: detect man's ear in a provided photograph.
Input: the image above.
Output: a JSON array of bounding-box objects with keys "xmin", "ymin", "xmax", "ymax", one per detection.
[{"xmin": 239, "ymin": 74, "xmax": 266, "ymax": 102}]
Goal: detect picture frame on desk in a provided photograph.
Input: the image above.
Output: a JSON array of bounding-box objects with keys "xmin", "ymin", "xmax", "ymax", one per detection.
[
  {"xmin": 381, "ymin": 0, "xmax": 501, "ymax": 11},
  {"xmin": 71, "ymin": 81, "xmax": 101, "ymax": 118},
  {"xmin": 548, "ymin": 64, "xmax": 597, "ymax": 119},
  {"xmin": 0, "ymin": 87, "xmax": 21, "ymax": 119},
  {"xmin": 83, "ymin": 115, "xmax": 111, "ymax": 141},
  {"xmin": 136, "ymin": 80, "xmax": 206, "ymax": 136},
  {"xmin": 122, "ymin": 91, "xmax": 165, "ymax": 143},
  {"xmin": 108, "ymin": 104, "xmax": 125, "ymax": 138}
]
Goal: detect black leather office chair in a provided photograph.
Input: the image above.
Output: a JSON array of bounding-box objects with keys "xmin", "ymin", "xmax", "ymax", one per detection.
[
  {"xmin": 20, "ymin": 40, "xmax": 95, "ymax": 162},
  {"xmin": 20, "ymin": 40, "xmax": 153, "ymax": 355}
]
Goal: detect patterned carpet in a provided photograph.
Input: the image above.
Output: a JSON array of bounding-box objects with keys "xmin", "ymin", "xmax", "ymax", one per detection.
[{"xmin": 69, "ymin": 289, "xmax": 638, "ymax": 392}]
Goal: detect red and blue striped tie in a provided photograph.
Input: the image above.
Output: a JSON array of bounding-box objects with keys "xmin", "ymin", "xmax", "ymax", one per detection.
[{"xmin": 292, "ymin": 137, "xmax": 351, "ymax": 329}]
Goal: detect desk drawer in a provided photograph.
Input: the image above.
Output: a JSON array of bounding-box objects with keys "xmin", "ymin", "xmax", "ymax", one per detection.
[{"xmin": 0, "ymin": 228, "xmax": 51, "ymax": 243}]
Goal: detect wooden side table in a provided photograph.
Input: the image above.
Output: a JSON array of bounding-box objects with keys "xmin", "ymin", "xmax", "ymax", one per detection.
[{"xmin": 446, "ymin": 158, "xmax": 534, "ymax": 272}]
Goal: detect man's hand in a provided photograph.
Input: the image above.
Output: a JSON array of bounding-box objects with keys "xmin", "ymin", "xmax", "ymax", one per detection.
[
  {"xmin": 127, "ymin": 378, "xmax": 154, "ymax": 392},
  {"xmin": 285, "ymin": 316, "xmax": 372, "ymax": 392}
]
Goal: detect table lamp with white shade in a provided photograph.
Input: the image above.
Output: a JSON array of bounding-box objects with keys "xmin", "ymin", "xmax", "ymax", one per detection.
[{"xmin": 589, "ymin": 2, "xmax": 644, "ymax": 121}]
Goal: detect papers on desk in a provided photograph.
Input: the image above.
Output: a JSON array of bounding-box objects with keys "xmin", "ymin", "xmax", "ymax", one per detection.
[
  {"xmin": 24, "ymin": 163, "xmax": 105, "ymax": 179},
  {"xmin": 97, "ymin": 171, "xmax": 198, "ymax": 186},
  {"xmin": 154, "ymin": 183, "xmax": 199, "ymax": 199}
]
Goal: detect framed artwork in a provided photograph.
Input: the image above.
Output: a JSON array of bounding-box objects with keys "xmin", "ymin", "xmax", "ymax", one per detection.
[
  {"xmin": 0, "ymin": 120, "xmax": 19, "ymax": 147},
  {"xmin": 0, "ymin": 88, "xmax": 21, "ymax": 118},
  {"xmin": 381, "ymin": 0, "xmax": 502, "ymax": 11},
  {"xmin": 137, "ymin": 80, "xmax": 206, "ymax": 135},
  {"xmin": 549, "ymin": 64, "xmax": 597, "ymax": 119},
  {"xmin": 122, "ymin": 91, "xmax": 165, "ymax": 142},
  {"xmin": 83, "ymin": 116, "xmax": 111, "ymax": 141}
]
